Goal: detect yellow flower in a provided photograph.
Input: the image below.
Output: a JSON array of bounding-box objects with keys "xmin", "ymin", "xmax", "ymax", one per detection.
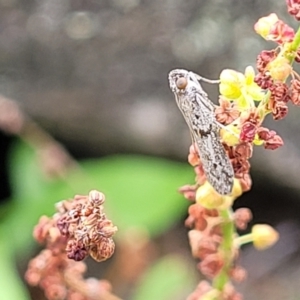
[
  {"xmin": 253, "ymin": 132, "xmax": 264, "ymax": 146},
  {"xmin": 244, "ymin": 66, "xmax": 265, "ymax": 100},
  {"xmin": 219, "ymin": 67, "xmax": 264, "ymax": 110},
  {"xmin": 254, "ymin": 13, "xmax": 294, "ymax": 44},
  {"xmin": 220, "ymin": 125, "xmax": 240, "ymax": 147},
  {"xmin": 254, "ymin": 13, "xmax": 279, "ymax": 39},
  {"xmin": 219, "ymin": 69, "xmax": 244, "ymax": 99},
  {"xmin": 196, "ymin": 179, "xmax": 242, "ymax": 209}
]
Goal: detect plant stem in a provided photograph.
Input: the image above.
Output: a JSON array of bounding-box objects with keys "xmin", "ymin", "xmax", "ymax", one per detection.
[
  {"xmin": 288, "ymin": 24, "xmax": 300, "ymax": 63},
  {"xmin": 212, "ymin": 208, "xmax": 235, "ymax": 291}
]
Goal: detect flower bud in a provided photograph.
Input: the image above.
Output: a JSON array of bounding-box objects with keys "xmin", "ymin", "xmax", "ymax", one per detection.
[
  {"xmin": 244, "ymin": 66, "xmax": 255, "ymax": 85},
  {"xmin": 287, "ymin": 0, "xmax": 300, "ymax": 21},
  {"xmin": 263, "ymin": 135, "xmax": 284, "ymax": 150},
  {"xmin": 254, "ymin": 13, "xmax": 279, "ymax": 39},
  {"xmin": 272, "ymin": 100, "xmax": 288, "ymax": 120},
  {"xmin": 220, "ymin": 125, "xmax": 240, "ymax": 147},
  {"xmin": 290, "ymin": 79, "xmax": 300, "ymax": 105},
  {"xmin": 195, "ymin": 181, "xmax": 225, "ymax": 209},
  {"xmin": 234, "ymin": 208, "xmax": 252, "ymax": 230},
  {"xmin": 199, "ymin": 253, "xmax": 224, "ymax": 279},
  {"xmin": 89, "ymin": 190, "xmax": 105, "ymax": 206},
  {"xmin": 188, "ymin": 144, "xmax": 200, "ymax": 166},
  {"xmin": 218, "ymin": 179, "xmax": 242, "ymax": 209},
  {"xmin": 240, "ymin": 122, "xmax": 257, "ymax": 143},
  {"xmin": 267, "ymin": 57, "xmax": 292, "ymax": 81},
  {"xmin": 255, "ymin": 14, "xmax": 294, "ymax": 44},
  {"xmin": 230, "ymin": 266, "xmax": 247, "ymax": 282},
  {"xmin": 253, "ymin": 133, "xmax": 264, "ymax": 146},
  {"xmin": 252, "ymin": 224, "xmax": 279, "ymax": 250},
  {"xmin": 188, "ymin": 230, "xmax": 204, "ymax": 257}
]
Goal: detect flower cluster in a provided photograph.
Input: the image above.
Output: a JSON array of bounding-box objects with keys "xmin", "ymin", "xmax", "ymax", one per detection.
[
  {"xmin": 25, "ymin": 190, "xmax": 119, "ymax": 300},
  {"xmin": 178, "ymin": 3, "xmax": 300, "ymax": 299},
  {"xmin": 287, "ymin": 0, "xmax": 300, "ymax": 21},
  {"xmin": 185, "ymin": 205, "xmax": 247, "ymax": 281},
  {"xmin": 56, "ymin": 190, "xmax": 117, "ymax": 262},
  {"xmin": 184, "ymin": 203, "xmax": 278, "ymax": 300},
  {"xmin": 218, "ymin": 67, "xmax": 284, "ymax": 150},
  {"xmin": 254, "ymin": 12, "xmax": 300, "ymax": 122},
  {"xmin": 185, "ymin": 202, "xmax": 278, "ymax": 300}
]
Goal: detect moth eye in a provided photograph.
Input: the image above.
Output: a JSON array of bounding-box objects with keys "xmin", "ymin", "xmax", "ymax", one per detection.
[{"xmin": 176, "ymin": 77, "xmax": 188, "ymax": 90}]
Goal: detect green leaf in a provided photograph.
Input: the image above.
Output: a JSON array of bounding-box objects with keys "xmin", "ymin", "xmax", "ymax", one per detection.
[
  {"xmin": 8, "ymin": 140, "xmax": 72, "ymax": 202},
  {"xmin": 5, "ymin": 140, "xmax": 73, "ymax": 254},
  {"xmin": 132, "ymin": 254, "xmax": 197, "ymax": 300},
  {"xmin": 0, "ymin": 227, "xmax": 30, "ymax": 300},
  {"xmin": 82, "ymin": 155, "xmax": 193, "ymax": 237},
  {"xmin": 6, "ymin": 140, "xmax": 193, "ymax": 250},
  {"xmin": 2, "ymin": 140, "xmax": 195, "ymax": 300}
]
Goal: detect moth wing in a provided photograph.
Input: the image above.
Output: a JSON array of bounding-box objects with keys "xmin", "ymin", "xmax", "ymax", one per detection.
[
  {"xmin": 193, "ymin": 129, "xmax": 234, "ymax": 195},
  {"xmin": 180, "ymin": 93, "xmax": 234, "ymax": 195}
]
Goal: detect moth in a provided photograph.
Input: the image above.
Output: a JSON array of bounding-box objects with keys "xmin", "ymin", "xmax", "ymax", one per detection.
[{"xmin": 168, "ymin": 69, "xmax": 234, "ymax": 195}]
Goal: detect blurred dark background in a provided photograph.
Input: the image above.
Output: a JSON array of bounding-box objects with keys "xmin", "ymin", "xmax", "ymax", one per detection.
[{"xmin": 1, "ymin": 0, "xmax": 300, "ymax": 300}]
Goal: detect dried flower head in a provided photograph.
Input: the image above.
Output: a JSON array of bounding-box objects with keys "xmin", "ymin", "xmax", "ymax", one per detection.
[
  {"xmin": 290, "ymin": 79, "xmax": 300, "ymax": 105},
  {"xmin": 215, "ymin": 97, "xmax": 240, "ymax": 125},
  {"xmin": 255, "ymin": 13, "xmax": 295, "ymax": 43},
  {"xmin": 256, "ymin": 50, "xmax": 278, "ymax": 72},
  {"xmin": 25, "ymin": 190, "xmax": 118, "ymax": 300},
  {"xmin": 287, "ymin": 0, "xmax": 300, "ymax": 20},
  {"xmin": 56, "ymin": 190, "xmax": 117, "ymax": 262},
  {"xmin": 234, "ymin": 208, "xmax": 253, "ymax": 230},
  {"xmin": 269, "ymin": 82, "xmax": 290, "ymax": 103},
  {"xmin": 199, "ymin": 253, "xmax": 224, "ymax": 279}
]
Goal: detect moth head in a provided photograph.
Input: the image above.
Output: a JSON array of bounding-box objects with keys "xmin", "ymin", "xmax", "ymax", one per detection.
[{"xmin": 168, "ymin": 69, "xmax": 189, "ymax": 93}]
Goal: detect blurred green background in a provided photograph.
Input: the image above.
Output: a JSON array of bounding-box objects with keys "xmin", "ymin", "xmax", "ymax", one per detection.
[{"xmin": 1, "ymin": 1, "xmax": 300, "ymax": 300}]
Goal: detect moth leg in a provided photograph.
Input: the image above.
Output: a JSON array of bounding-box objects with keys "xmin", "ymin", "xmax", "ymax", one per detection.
[{"xmin": 215, "ymin": 121, "xmax": 240, "ymax": 139}]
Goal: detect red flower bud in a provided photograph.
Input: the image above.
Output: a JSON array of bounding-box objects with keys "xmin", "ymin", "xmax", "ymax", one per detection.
[
  {"xmin": 240, "ymin": 122, "xmax": 257, "ymax": 143},
  {"xmin": 264, "ymin": 134, "xmax": 284, "ymax": 150}
]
